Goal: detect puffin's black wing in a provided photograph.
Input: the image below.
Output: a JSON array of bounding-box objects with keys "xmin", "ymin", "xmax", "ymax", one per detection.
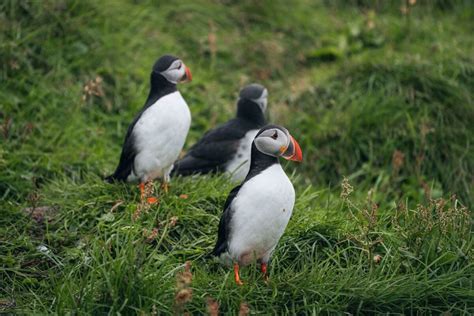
[
  {"xmin": 173, "ymin": 120, "xmax": 250, "ymax": 176},
  {"xmin": 211, "ymin": 185, "xmax": 242, "ymax": 256},
  {"xmin": 105, "ymin": 112, "xmax": 143, "ymax": 182}
]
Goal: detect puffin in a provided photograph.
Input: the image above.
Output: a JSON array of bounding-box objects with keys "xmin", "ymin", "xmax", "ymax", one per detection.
[
  {"xmin": 106, "ymin": 55, "xmax": 192, "ymax": 203},
  {"xmin": 172, "ymin": 83, "xmax": 268, "ymax": 182},
  {"xmin": 210, "ymin": 125, "xmax": 303, "ymax": 285}
]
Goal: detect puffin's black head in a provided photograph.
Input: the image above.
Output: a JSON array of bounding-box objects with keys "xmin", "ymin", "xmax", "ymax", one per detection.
[
  {"xmin": 236, "ymin": 83, "xmax": 268, "ymax": 124},
  {"xmin": 239, "ymin": 83, "xmax": 267, "ymax": 113},
  {"xmin": 151, "ymin": 55, "xmax": 192, "ymax": 85},
  {"xmin": 253, "ymin": 125, "xmax": 303, "ymax": 162}
]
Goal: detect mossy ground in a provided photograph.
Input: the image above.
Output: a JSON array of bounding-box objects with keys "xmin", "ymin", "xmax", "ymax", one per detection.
[{"xmin": 1, "ymin": 0, "xmax": 473, "ymax": 314}]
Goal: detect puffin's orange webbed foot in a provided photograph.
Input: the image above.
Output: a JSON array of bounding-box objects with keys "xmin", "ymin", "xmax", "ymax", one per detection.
[
  {"xmin": 139, "ymin": 182, "xmax": 145, "ymax": 200},
  {"xmin": 139, "ymin": 182, "xmax": 159, "ymax": 204},
  {"xmin": 261, "ymin": 263, "xmax": 269, "ymax": 283},
  {"xmin": 234, "ymin": 263, "xmax": 244, "ymax": 286}
]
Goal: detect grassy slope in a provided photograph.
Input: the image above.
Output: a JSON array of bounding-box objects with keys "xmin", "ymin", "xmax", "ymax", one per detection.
[{"xmin": 1, "ymin": 0, "xmax": 473, "ymax": 314}]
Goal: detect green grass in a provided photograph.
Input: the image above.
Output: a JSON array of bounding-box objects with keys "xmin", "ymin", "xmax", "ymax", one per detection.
[{"xmin": 1, "ymin": 0, "xmax": 473, "ymax": 314}]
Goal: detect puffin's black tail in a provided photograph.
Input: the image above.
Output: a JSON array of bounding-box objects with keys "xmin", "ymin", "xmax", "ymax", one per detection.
[
  {"xmin": 204, "ymin": 252, "xmax": 215, "ymax": 260},
  {"xmin": 104, "ymin": 174, "xmax": 117, "ymax": 183}
]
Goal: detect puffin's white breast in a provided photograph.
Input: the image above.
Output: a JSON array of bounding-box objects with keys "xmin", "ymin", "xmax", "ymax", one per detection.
[
  {"xmin": 227, "ymin": 164, "xmax": 295, "ymax": 265},
  {"xmin": 225, "ymin": 129, "xmax": 259, "ymax": 182},
  {"xmin": 131, "ymin": 91, "xmax": 191, "ymax": 181}
]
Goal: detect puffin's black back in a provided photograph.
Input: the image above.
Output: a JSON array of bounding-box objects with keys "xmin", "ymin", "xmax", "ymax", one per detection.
[
  {"xmin": 172, "ymin": 97, "xmax": 266, "ymax": 177},
  {"xmin": 105, "ymin": 55, "xmax": 179, "ymax": 182}
]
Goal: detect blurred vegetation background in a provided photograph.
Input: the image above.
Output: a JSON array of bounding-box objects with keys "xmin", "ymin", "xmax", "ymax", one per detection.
[{"xmin": 1, "ymin": 0, "xmax": 473, "ymax": 314}]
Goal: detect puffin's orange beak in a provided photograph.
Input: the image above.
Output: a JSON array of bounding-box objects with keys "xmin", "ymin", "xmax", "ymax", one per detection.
[
  {"xmin": 281, "ymin": 135, "xmax": 303, "ymax": 162},
  {"xmin": 181, "ymin": 65, "xmax": 192, "ymax": 83}
]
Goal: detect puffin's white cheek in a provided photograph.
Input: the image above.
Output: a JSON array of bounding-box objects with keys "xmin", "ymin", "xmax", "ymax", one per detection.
[
  {"xmin": 162, "ymin": 68, "xmax": 183, "ymax": 84},
  {"xmin": 260, "ymin": 98, "xmax": 268, "ymax": 112},
  {"xmin": 254, "ymin": 137, "xmax": 279, "ymax": 156}
]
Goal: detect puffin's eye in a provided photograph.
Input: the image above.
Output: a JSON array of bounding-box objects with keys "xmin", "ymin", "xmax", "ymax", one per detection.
[{"xmin": 271, "ymin": 131, "xmax": 278, "ymax": 140}]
